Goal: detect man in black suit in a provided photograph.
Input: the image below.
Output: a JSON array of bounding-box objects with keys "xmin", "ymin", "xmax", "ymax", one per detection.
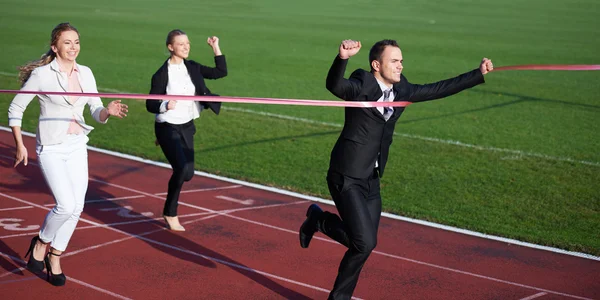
[{"xmin": 299, "ymin": 39, "xmax": 493, "ymax": 299}]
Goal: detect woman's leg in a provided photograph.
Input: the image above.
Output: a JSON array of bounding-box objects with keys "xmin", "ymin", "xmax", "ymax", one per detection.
[
  {"xmin": 48, "ymin": 135, "xmax": 88, "ymax": 273},
  {"xmin": 156, "ymin": 123, "xmax": 186, "ymax": 216},
  {"xmin": 155, "ymin": 122, "xmax": 195, "ymax": 230},
  {"xmin": 36, "ymin": 134, "xmax": 88, "ymax": 274}
]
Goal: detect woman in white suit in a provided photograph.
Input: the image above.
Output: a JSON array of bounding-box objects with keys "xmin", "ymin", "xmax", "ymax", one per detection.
[{"xmin": 8, "ymin": 23, "xmax": 128, "ymax": 286}]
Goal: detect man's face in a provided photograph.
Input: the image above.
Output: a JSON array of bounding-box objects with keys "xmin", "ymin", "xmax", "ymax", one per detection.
[{"xmin": 373, "ymin": 46, "xmax": 403, "ymax": 85}]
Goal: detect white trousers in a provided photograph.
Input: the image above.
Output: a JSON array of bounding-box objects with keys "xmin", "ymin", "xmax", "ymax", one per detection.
[{"xmin": 36, "ymin": 134, "xmax": 89, "ymax": 251}]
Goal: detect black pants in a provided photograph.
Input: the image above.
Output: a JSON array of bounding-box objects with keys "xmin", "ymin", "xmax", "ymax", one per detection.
[
  {"xmin": 155, "ymin": 120, "xmax": 196, "ymax": 216},
  {"xmin": 321, "ymin": 169, "xmax": 382, "ymax": 300}
]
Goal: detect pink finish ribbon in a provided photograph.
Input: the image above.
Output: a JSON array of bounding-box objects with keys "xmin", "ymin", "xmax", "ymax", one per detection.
[
  {"xmin": 1, "ymin": 65, "xmax": 597, "ymax": 107},
  {"xmin": 493, "ymin": 65, "xmax": 600, "ymax": 71},
  {"xmin": 0, "ymin": 90, "xmax": 413, "ymax": 108}
]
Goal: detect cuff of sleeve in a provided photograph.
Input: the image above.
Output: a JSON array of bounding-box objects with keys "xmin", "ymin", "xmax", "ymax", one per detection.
[
  {"xmin": 8, "ymin": 119, "xmax": 22, "ymax": 127},
  {"xmin": 473, "ymin": 68, "xmax": 485, "ymax": 84},
  {"xmin": 159, "ymin": 101, "xmax": 168, "ymax": 113},
  {"xmin": 94, "ymin": 107, "xmax": 109, "ymax": 124}
]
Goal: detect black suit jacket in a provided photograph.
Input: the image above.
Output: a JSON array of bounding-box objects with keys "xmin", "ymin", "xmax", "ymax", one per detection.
[
  {"xmin": 146, "ymin": 56, "xmax": 227, "ymax": 115},
  {"xmin": 326, "ymin": 55, "xmax": 484, "ymax": 179}
]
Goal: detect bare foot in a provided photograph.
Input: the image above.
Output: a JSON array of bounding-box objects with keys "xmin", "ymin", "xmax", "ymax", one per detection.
[{"xmin": 163, "ymin": 216, "xmax": 185, "ymax": 231}]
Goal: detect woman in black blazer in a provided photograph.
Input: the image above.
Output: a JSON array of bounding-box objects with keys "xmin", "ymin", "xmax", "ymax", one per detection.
[{"xmin": 146, "ymin": 29, "xmax": 227, "ymax": 231}]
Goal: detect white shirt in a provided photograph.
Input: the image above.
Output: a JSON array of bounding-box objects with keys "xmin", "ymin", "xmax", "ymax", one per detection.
[
  {"xmin": 155, "ymin": 60, "xmax": 199, "ymax": 124},
  {"xmin": 375, "ymin": 78, "xmax": 394, "ymax": 116},
  {"xmin": 8, "ymin": 58, "xmax": 107, "ymax": 146},
  {"xmin": 374, "ymin": 78, "xmax": 394, "ymax": 168}
]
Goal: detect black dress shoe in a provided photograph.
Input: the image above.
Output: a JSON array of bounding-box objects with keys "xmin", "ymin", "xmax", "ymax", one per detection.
[
  {"xmin": 299, "ymin": 204, "xmax": 323, "ymax": 248},
  {"xmin": 24, "ymin": 236, "xmax": 45, "ymax": 272}
]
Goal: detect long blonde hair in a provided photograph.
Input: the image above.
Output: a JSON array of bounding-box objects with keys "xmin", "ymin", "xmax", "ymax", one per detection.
[{"xmin": 18, "ymin": 22, "xmax": 79, "ymax": 85}]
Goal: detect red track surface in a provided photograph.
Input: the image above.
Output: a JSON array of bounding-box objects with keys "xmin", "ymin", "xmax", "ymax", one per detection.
[{"xmin": 0, "ymin": 129, "xmax": 598, "ymax": 299}]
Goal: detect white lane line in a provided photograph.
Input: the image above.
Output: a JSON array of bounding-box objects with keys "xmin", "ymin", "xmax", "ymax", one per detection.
[
  {"xmin": 0, "ymin": 252, "xmax": 132, "ymax": 299},
  {"xmin": 0, "ymin": 206, "xmax": 34, "ymax": 211},
  {"xmin": 0, "ymin": 277, "xmax": 37, "ymax": 284},
  {"xmin": 0, "ymin": 192, "xmax": 340, "ymax": 298},
  {"xmin": 128, "ymin": 224, "xmax": 355, "ymax": 299},
  {"xmin": 519, "ymin": 292, "xmax": 548, "ymax": 300},
  {"xmin": 167, "ymin": 185, "xmax": 243, "ymax": 195},
  {"xmin": 5, "ymin": 127, "xmax": 587, "ymax": 262},
  {"xmin": 179, "ymin": 200, "xmax": 308, "ymax": 227},
  {"xmin": 0, "ymin": 79, "xmax": 595, "ymax": 168},
  {"xmin": 215, "ymin": 195, "xmax": 254, "ymax": 205},
  {"xmin": 0, "ymin": 201, "xmax": 306, "ymax": 262},
  {"xmin": 0, "ymin": 191, "xmax": 338, "ymax": 299},
  {"xmin": 42, "ymin": 185, "xmax": 242, "ymax": 206},
  {"xmin": 1, "ymin": 156, "xmax": 596, "ymax": 298},
  {"xmin": 81, "ymin": 195, "xmax": 145, "ymax": 205},
  {"xmin": 0, "ymin": 232, "xmax": 40, "ymax": 239},
  {"xmin": 222, "ymin": 106, "xmax": 600, "ymax": 167},
  {"xmin": 220, "ymin": 213, "xmax": 593, "ymax": 300},
  {"xmin": 89, "ymin": 178, "xmax": 214, "ymax": 214},
  {"xmin": 0, "ymin": 71, "xmax": 18, "ymax": 77},
  {"xmin": 0, "ymin": 201, "xmax": 306, "ymax": 240},
  {"xmin": 0, "ymin": 142, "xmax": 598, "ymax": 262},
  {"xmin": 1, "ymin": 135, "xmax": 600, "ymax": 299},
  {"xmin": 61, "ymin": 201, "xmax": 305, "ymax": 259},
  {"xmin": 0, "ymin": 181, "xmax": 593, "ymax": 299},
  {"xmin": 63, "ymin": 182, "xmax": 594, "ymax": 300},
  {"xmin": 69, "ymin": 277, "xmax": 133, "ymax": 300}
]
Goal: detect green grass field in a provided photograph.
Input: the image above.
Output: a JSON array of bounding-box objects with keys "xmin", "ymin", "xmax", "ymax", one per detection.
[{"xmin": 1, "ymin": 0, "xmax": 598, "ymax": 255}]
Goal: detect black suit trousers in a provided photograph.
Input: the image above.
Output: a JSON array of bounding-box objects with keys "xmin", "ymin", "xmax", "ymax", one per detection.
[
  {"xmin": 155, "ymin": 120, "xmax": 196, "ymax": 216},
  {"xmin": 322, "ymin": 170, "xmax": 382, "ymax": 300}
]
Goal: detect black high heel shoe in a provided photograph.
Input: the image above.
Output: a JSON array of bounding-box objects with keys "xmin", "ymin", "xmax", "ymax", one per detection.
[
  {"xmin": 24, "ymin": 236, "xmax": 45, "ymax": 272},
  {"xmin": 44, "ymin": 252, "xmax": 66, "ymax": 286}
]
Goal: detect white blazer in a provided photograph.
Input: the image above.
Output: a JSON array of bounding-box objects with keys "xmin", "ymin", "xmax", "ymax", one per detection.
[{"xmin": 8, "ymin": 59, "xmax": 107, "ymax": 146}]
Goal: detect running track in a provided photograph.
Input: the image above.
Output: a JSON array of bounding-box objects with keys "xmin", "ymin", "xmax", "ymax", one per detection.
[{"xmin": 0, "ymin": 129, "xmax": 598, "ymax": 299}]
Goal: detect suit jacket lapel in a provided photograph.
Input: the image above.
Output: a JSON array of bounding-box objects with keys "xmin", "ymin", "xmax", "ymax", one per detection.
[
  {"xmin": 153, "ymin": 60, "xmax": 169, "ymax": 94},
  {"xmin": 388, "ymin": 80, "xmax": 409, "ymax": 120},
  {"xmin": 76, "ymin": 69, "xmax": 87, "ymax": 94},
  {"xmin": 392, "ymin": 74, "xmax": 410, "ymax": 99},
  {"xmin": 183, "ymin": 60, "xmax": 202, "ymax": 114},
  {"xmin": 183, "ymin": 59, "xmax": 196, "ymax": 85},
  {"xmin": 185, "ymin": 61, "xmax": 203, "ymax": 117},
  {"xmin": 50, "ymin": 60, "xmax": 70, "ymax": 104},
  {"xmin": 370, "ymin": 104, "xmax": 386, "ymax": 121},
  {"xmin": 364, "ymin": 74, "xmax": 386, "ymax": 121},
  {"xmin": 184, "ymin": 59, "xmax": 221, "ymax": 115}
]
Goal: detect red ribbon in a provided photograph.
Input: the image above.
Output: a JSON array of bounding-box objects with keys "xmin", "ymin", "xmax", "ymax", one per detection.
[
  {"xmin": 1, "ymin": 64, "xmax": 598, "ymax": 107},
  {"xmin": 493, "ymin": 65, "xmax": 600, "ymax": 71},
  {"xmin": 0, "ymin": 90, "xmax": 413, "ymax": 107}
]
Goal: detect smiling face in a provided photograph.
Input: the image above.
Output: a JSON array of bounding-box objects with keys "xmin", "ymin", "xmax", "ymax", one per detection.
[
  {"xmin": 168, "ymin": 34, "xmax": 190, "ymax": 60},
  {"xmin": 372, "ymin": 45, "xmax": 403, "ymax": 86},
  {"xmin": 51, "ymin": 30, "xmax": 80, "ymax": 62}
]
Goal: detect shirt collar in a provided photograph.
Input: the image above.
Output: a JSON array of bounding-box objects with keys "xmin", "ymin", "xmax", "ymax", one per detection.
[
  {"xmin": 168, "ymin": 59, "xmax": 185, "ymax": 69},
  {"xmin": 50, "ymin": 58, "xmax": 78, "ymax": 74},
  {"xmin": 375, "ymin": 78, "xmax": 393, "ymax": 93}
]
